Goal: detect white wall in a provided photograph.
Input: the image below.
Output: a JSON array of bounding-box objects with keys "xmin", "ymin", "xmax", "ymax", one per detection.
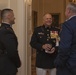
[
  {"xmin": 0, "ymin": 0, "xmax": 32, "ymax": 75},
  {"xmin": 0, "ymin": 0, "xmax": 8, "ymax": 9}
]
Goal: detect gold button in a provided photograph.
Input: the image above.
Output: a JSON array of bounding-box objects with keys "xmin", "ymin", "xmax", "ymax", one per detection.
[
  {"xmin": 47, "ymin": 37, "xmax": 50, "ymax": 39},
  {"xmin": 40, "ymin": 36, "xmax": 42, "ymax": 38},
  {"xmin": 47, "ymin": 34, "xmax": 49, "ymax": 36},
  {"xmin": 47, "ymin": 29, "xmax": 49, "ymax": 31},
  {"xmin": 47, "ymin": 39, "xmax": 49, "ymax": 41}
]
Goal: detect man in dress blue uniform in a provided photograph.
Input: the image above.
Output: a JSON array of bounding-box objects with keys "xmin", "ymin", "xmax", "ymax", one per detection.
[
  {"xmin": 30, "ymin": 13, "xmax": 60, "ymax": 75},
  {"xmin": 0, "ymin": 9, "xmax": 21, "ymax": 75},
  {"xmin": 55, "ymin": 3, "xmax": 76, "ymax": 75}
]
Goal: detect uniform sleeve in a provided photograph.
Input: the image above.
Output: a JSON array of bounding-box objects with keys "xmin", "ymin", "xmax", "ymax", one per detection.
[
  {"xmin": 30, "ymin": 28, "xmax": 43, "ymax": 50},
  {"xmin": 1, "ymin": 32, "xmax": 21, "ymax": 68},
  {"xmin": 55, "ymin": 22, "xmax": 73, "ymax": 68}
]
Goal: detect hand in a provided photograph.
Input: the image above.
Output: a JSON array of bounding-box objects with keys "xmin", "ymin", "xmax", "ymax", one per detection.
[
  {"xmin": 45, "ymin": 47, "xmax": 55, "ymax": 54},
  {"xmin": 50, "ymin": 47, "xmax": 55, "ymax": 53},
  {"xmin": 42, "ymin": 44, "xmax": 52, "ymax": 51}
]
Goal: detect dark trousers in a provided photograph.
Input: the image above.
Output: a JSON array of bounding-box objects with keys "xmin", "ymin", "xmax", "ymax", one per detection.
[{"xmin": 56, "ymin": 66, "xmax": 74, "ymax": 75}]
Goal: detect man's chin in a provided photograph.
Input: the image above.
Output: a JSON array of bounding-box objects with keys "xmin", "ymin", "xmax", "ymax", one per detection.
[
  {"xmin": 12, "ymin": 22, "xmax": 15, "ymax": 25},
  {"xmin": 46, "ymin": 23, "xmax": 52, "ymax": 25},
  {"xmin": 47, "ymin": 24, "xmax": 51, "ymax": 26}
]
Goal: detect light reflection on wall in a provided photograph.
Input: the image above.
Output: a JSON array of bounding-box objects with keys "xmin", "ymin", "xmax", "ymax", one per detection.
[{"xmin": 69, "ymin": 0, "xmax": 76, "ymax": 3}]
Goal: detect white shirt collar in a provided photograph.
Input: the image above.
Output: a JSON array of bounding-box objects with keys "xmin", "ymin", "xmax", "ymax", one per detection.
[
  {"xmin": 2, "ymin": 22, "xmax": 12, "ymax": 27},
  {"xmin": 66, "ymin": 15, "xmax": 76, "ymax": 21}
]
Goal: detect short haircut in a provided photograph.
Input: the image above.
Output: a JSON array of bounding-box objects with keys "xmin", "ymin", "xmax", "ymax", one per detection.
[
  {"xmin": 67, "ymin": 3, "xmax": 76, "ymax": 13},
  {"xmin": 43, "ymin": 13, "xmax": 52, "ymax": 20},
  {"xmin": 1, "ymin": 8, "xmax": 13, "ymax": 19},
  {"xmin": 43, "ymin": 13, "xmax": 51, "ymax": 17}
]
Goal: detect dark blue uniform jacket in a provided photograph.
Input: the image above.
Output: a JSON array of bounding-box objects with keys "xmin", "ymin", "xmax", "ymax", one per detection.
[
  {"xmin": 55, "ymin": 16, "xmax": 76, "ymax": 74},
  {"xmin": 0, "ymin": 23, "xmax": 21, "ymax": 74},
  {"xmin": 30, "ymin": 25, "xmax": 60, "ymax": 69}
]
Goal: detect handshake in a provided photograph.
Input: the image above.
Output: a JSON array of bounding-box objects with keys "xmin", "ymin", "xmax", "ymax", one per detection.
[{"xmin": 42, "ymin": 44, "xmax": 55, "ymax": 54}]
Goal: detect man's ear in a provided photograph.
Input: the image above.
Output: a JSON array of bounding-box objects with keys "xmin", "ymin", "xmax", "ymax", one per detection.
[
  {"xmin": 68, "ymin": 8, "xmax": 71, "ymax": 14},
  {"xmin": 7, "ymin": 14, "xmax": 11, "ymax": 20}
]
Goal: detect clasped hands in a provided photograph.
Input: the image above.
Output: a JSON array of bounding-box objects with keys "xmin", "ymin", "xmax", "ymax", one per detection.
[{"xmin": 42, "ymin": 44, "xmax": 55, "ymax": 54}]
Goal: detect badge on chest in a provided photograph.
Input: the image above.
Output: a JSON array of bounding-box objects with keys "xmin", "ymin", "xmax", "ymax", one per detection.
[{"xmin": 50, "ymin": 31, "xmax": 58, "ymax": 39}]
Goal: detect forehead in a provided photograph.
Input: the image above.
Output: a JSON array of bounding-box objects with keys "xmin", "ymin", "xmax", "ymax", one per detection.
[
  {"xmin": 43, "ymin": 14, "xmax": 52, "ymax": 19},
  {"xmin": 8, "ymin": 11, "xmax": 14, "ymax": 15},
  {"xmin": 9, "ymin": 11, "xmax": 14, "ymax": 14}
]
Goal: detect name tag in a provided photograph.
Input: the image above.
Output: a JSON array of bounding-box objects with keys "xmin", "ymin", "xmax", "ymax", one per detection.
[{"xmin": 38, "ymin": 32, "xmax": 44, "ymax": 35}]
